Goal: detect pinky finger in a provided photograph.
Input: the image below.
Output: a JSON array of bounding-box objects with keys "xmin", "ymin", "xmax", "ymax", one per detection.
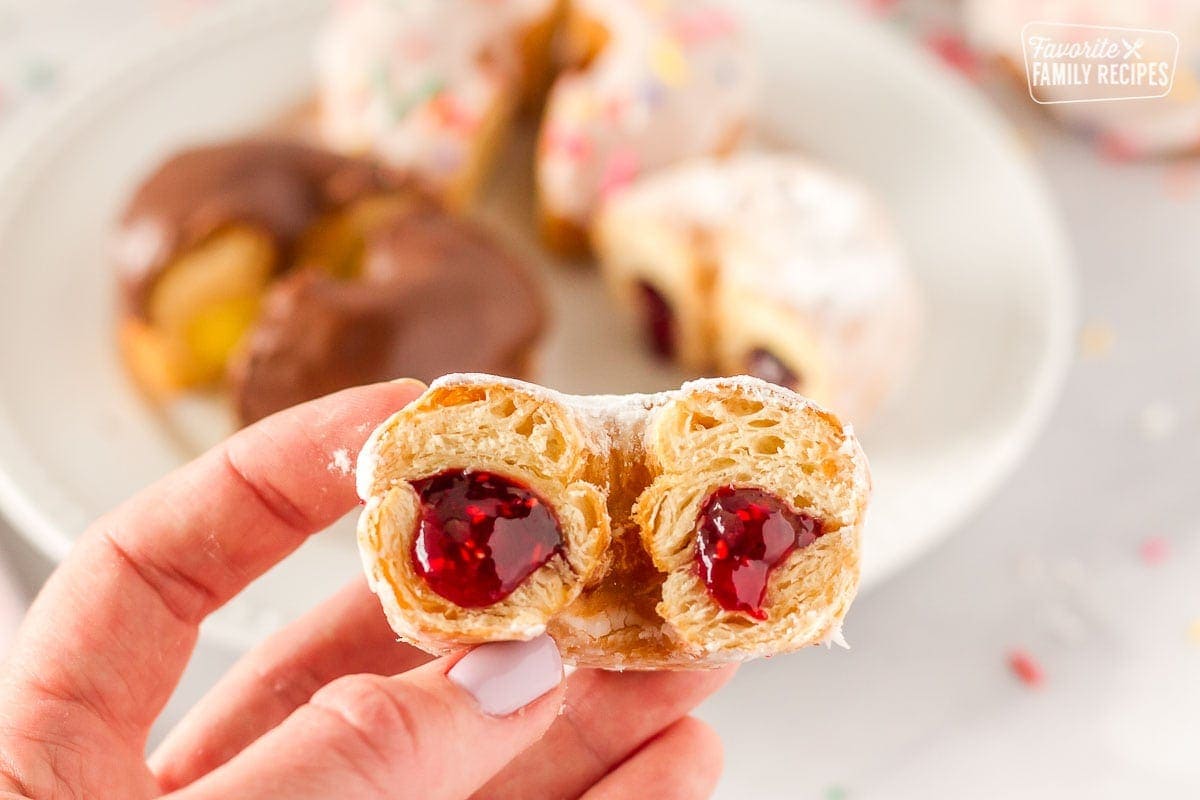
[{"xmin": 581, "ymin": 717, "xmax": 724, "ymax": 800}]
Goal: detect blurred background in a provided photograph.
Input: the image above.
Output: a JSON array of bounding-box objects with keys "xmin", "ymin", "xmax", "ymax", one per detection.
[{"xmin": 1, "ymin": 0, "xmax": 1198, "ymax": 797}]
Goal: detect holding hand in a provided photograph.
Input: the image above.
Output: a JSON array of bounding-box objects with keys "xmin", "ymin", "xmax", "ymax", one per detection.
[{"xmin": 0, "ymin": 381, "xmax": 732, "ymax": 799}]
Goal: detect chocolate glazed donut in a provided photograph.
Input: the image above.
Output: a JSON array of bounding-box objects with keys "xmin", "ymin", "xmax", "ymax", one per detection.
[
  {"xmin": 113, "ymin": 138, "xmax": 546, "ymax": 422},
  {"xmin": 229, "ymin": 209, "xmax": 545, "ymax": 425},
  {"xmin": 114, "ymin": 139, "xmax": 424, "ymax": 394},
  {"xmin": 115, "ymin": 139, "xmax": 409, "ymax": 317}
]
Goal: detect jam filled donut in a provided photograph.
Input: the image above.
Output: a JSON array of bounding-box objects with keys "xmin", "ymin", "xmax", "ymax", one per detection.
[
  {"xmin": 593, "ymin": 153, "xmax": 919, "ymax": 425},
  {"xmin": 315, "ymin": 0, "xmax": 563, "ymax": 209},
  {"xmin": 537, "ymin": 0, "xmax": 755, "ymax": 255},
  {"xmin": 965, "ymin": 0, "xmax": 1200, "ymax": 157},
  {"xmin": 356, "ymin": 373, "xmax": 868, "ymax": 669},
  {"xmin": 114, "ymin": 139, "xmax": 418, "ymax": 396},
  {"xmin": 229, "ymin": 208, "xmax": 545, "ymax": 424}
]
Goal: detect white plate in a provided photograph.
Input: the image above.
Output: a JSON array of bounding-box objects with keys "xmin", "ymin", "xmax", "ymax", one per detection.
[{"xmin": 0, "ymin": 0, "xmax": 1074, "ymax": 651}]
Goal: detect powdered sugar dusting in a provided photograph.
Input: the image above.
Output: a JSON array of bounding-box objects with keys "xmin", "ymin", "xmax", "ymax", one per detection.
[
  {"xmin": 357, "ymin": 374, "xmax": 867, "ymax": 510},
  {"xmin": 328, "ymin": 448, "xmax": 354, "ymax": 476},
  {"xmin": 600, "ymin": 153, "xmax": 909, "ymax": 319},
  {"xmin": 821, "ymin": 621, "xmax": 850, "ymax": 649},
  {"xmin": 356, "ymin": 434, "xmax": 384, "ymax": 502},
  {"xmin": 420, "ymin": 372, "xmax": 849, "ymax": 460}
]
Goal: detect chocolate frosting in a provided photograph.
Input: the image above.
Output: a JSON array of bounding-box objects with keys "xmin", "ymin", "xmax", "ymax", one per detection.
[
  {"xmin": 114, "ymin": 139, "xmax": 414, "ymax": 317},
  {"xmin": 229, "ymin": 209, "xmax": 546, "ymax": 424}
]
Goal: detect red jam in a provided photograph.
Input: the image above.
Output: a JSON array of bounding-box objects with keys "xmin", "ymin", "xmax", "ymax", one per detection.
[
  {"xmin": 746, "ymin": 348, "xmax": 801, "ymax": 391},
  {"xmin": 410, "ymin": 470, "xmax": 564, "ymax": 608},
  {"xmin": 694, "ymin": 486, "xmax": 824, "ymax": 619},
  {"xmin": 637, "ymin": 281, "xmax": 675, "ymax": 359}
]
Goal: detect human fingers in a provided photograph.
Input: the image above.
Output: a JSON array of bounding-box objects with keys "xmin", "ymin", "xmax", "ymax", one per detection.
[
  {"xmin": 472, "ymin": 664, "xmax": 736, "ymax": 800},
  {"xmin": 151, "ymin": 579, "xmax": 430, "ymax": 791},
  {"xmin": 580, "ymin": 716, "xmax": 724, "ymax": 800},
  {"xmin": 0, "ymin": 381, "xmax": 421, "ymax": 765},
  {"xmin": 169, "ymin": 636, "xmax": 565, "ymax": 800}
]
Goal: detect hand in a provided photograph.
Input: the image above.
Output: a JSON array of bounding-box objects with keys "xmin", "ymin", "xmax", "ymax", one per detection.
[{"xmin": 0, "ymin": 381, "xmax": 734, "ymax": 800}]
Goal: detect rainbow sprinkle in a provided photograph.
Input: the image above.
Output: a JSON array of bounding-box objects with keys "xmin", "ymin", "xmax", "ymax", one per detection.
[
  {"xmin": 672, "ymin": 8, "xmax": 736, "ymax": 45},
  {"xmin": 1078, "ymin": 322, "xmax": 1115, "ymax": 360},
  {"xmin": 1008, "ymin": 648, "xmax": 1045, "ymax": 688},
  {"xmin": 651, "ymin": 35, "xmax": 689, "ymax": 88},
  {"xmin": 387, "ymin": 73, "xmax": 445, "ymax": 124},
  {"xmin": 639, "ymin": 79, "xmax": 666, "ymax": 109},
  {"xmin": 924, "ymin": 31, "xmax": 980, "ymax": 81},
  {"xmin": 1138, "ymin": 536, "xmax": 1170, "ymax": 566},
  {"xmin": 429, "ymin": 91, "xmax": 478, "ymax": 134},
  {"xmin": 543, "ymin": 126, "xmax": 592, "ymax": 161},
  {"xmin": 600, "ymin": 148, "xmax": 640, "ymax": 198}
]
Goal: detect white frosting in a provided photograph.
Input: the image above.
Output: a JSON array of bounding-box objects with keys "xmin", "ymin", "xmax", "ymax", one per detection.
[
  {"xmin": 537, "ymin": 0, "xmax": 755, "ymax": 223},
  {"xmin": 965, "ymin": 0, "xmax": 1200, "ymax": 154},
  {"xmin": 316, "ymin": 0, "xmax": 553, "ymax": 187},
  {"xmin": 355, "ymin": 421, "xmax": 387, "ymax": 502}
]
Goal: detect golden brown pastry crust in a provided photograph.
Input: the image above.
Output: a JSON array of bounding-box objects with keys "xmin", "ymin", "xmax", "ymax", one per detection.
[{"xmin": 357, "ymin": 373, "xmax": 869, "ymax": 670}]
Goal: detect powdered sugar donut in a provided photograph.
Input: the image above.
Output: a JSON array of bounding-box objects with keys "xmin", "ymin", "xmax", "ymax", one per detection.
[
  {"xmin": 594, "ymin": 152, "xmax": 919, "ymax": 425},
  {"xmin": 537, "ymin": 0, "xmax": 755, "ymax": 254},
  {"xmin": 315, "ymin": 0, "xmax": 560, "ymax": 208},
  {"xmin": 965, "ymin": 0, "xmax": 1200, "ymax": 156},
  {"xmin": 356, "ymin": 373, "xmax": 868, "ymax": 669}
]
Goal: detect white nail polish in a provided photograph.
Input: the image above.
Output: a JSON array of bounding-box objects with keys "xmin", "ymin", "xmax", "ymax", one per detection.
[{"xmin": 448, "ymin": 634, "xmax": 563, "ymax": 717}]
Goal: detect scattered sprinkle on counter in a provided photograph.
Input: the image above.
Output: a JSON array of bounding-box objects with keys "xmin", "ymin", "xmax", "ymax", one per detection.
[
  {"xmin": 1008, "ymin": 649, "xmax": 1045, "ymax": 688},
  {"xmin": 1079, "ymin": 322, "xmax": 1115, "ymax": 360},
  {"xmin": 1138, "ymin": 536, "xmax": 1170, "ymax": 566}
]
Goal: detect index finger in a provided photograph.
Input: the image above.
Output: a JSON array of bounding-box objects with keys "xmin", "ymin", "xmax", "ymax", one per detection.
[{"xmin": 1, "ymin": 379, "xmax": 423, "ymax": 748}]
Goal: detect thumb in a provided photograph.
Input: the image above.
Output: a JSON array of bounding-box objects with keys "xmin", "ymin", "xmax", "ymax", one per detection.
[{"xmin": 169, "ymin": 635, "xmax": 564, "ymax": 800}]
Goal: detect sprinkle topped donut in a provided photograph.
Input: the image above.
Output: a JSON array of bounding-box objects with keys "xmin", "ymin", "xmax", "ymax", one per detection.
[
  {"xmin": 537, "ymin": 0, "xmax": 755, "ymax": 253},
  {"xmin": 315, "ymin": 0, "xmax": 559, "ymax": 207}
]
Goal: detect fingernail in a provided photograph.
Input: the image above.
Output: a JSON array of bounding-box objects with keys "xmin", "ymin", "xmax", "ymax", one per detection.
[
  {"xmin": 389, "ymin": 377, "xmax": 427, "ymax": 390},
  {"xmin": 448, "ymin": 634, "xmax": 562, "ymax": 717}
]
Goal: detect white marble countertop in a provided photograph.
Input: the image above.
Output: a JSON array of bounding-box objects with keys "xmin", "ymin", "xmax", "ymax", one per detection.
[{"xmin": 1, "ymin": 1, "xmax": 1197, "ymax": 797}]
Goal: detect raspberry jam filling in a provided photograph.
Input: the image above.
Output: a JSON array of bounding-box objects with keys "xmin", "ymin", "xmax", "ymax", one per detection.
[
  {"xmin": 410, "ymin": 469, "xmax": 564, "ymax": 608},
  {"xmin": 746, "ymin": 348, "xmax": 801, "ymax": 391},
  {"xmin": 637, "ymin": 281, "xmax": 675, "ymax": 358},
  {"xmin": 694, "ymin": 486, "xmax": 824, "ymax": 619}
]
